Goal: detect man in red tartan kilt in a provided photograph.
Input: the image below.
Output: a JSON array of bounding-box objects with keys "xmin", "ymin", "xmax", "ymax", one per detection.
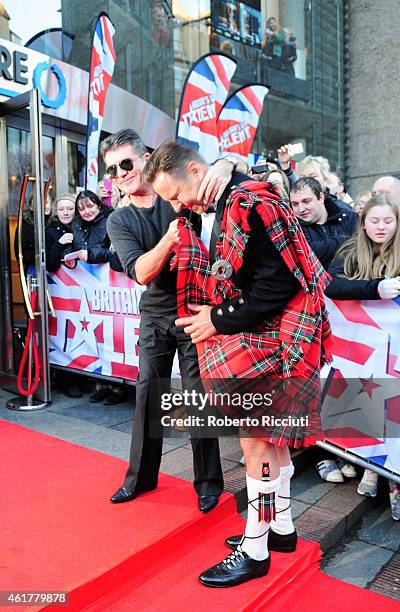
[{"xmin": 143, "ymin": 141, "xmax": 332, "ymax": 588}]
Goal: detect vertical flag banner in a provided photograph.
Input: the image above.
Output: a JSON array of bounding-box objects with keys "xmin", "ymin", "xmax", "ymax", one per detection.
[
  {"xmin": 217, "ymin": 84, "xmax": 269, "ymax": 161},
  {"xmin": 176, "ymin": 53, "xmax": 237, "ymax": 163},
  {"xmin": 86, "ymin": 12, "xmax": 116, "ymax": 191}
]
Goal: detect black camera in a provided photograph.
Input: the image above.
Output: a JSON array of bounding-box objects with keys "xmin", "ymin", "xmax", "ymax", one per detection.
[{"xmin": 251, "ymin": 157, "xmax": 280, "ymax": 174}]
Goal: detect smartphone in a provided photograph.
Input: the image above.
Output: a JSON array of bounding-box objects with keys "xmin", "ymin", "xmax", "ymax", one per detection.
[
  {"xmin": 288, "ymin": 143, "xmax": 304, "ymax": 156},
  {"xmin": 102, "ymin": 177, "xmax": 112, "ymax": 206}
]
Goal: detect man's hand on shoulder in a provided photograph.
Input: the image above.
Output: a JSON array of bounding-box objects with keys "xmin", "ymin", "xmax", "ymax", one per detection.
[{"xmin": 197, "ymin": 156, "xmax": 248, "ymax": 206}]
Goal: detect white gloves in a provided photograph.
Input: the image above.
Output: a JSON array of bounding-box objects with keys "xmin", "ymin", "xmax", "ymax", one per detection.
[{"xmin": 377, "ymin": 277, "xmax": 400, "ymax": 299}]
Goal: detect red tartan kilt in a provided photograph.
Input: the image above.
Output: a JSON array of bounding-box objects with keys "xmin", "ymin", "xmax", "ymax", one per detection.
[
  {"xmin": 199, "ymin": 331, "xmax": 283, "ymax": 379},
  {"xmin": 197, "ymin": 332, "xmax": 322, "ymax": 449}
]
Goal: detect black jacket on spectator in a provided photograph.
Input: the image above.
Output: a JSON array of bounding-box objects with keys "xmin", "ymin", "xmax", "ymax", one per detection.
[
  {"xmin": 299, "ymin": 194, "xmax": 358, "ymax": 270},
  {"xmin": 46, "ymin": 219, "xmax": 71, "ymax": 272},
  {"xmin": 71, "ymin": 206, "xmax": 112, "ymax": 263},
  {"xmin": 325, "ymin": 255, "xmax": 381, "ymax": 300}
]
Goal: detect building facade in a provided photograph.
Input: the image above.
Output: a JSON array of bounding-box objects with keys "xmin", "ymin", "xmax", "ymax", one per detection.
[
  {"xmin": 59, "ymin": 0, "xmax": 345, "ymax": 172},
  {"xmin": 344, "ymin": 0, "xmax": 400, "ymax": 195}
]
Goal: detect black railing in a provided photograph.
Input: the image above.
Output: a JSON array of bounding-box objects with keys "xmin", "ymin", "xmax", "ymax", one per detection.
[{"xmin": 232, "ymin": 54, "xmax": 311, "ymax": 103}]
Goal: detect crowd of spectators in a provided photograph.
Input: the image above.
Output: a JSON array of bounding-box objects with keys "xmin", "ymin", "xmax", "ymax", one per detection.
[{"xmin": 249, "ymin": 145, "xmax": 400, "ymax": 520}]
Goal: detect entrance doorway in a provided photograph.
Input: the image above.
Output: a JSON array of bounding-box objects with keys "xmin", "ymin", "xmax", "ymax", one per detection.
[{"xmin": 0, "ymin": 90, "xmax": 51, "ymax": 403}]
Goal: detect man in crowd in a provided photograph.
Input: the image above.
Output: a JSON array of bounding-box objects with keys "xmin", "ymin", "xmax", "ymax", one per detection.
[
  {"xmin": 103, "ymin": 129, "xmax": 244, "ymax": 513},
  {"xmin": 143, "ymin": 140, "xmax": 331, "ymax": 588},
  {"xmin": 290, "ymin": 176, "xmax": 358, "ymax": 269},
  {"xmin": 372, "ymin": 175, "xmax": 400, "ymax": 203},
  {"xmin": 290, "ymin": 176, "xmax": 360, "ymax": 484},
  {"xmin": 277, "ymin": 146, "xmax": 353, "ymax": 212}
]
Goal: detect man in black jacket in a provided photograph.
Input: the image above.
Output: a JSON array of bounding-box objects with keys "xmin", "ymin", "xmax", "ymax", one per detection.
[
  {"xmin": 142, "ymin": 140, "xmax": 325, "ymax": 588},
  {"xmin": 290, "ymin": 177, "xmax": 358, "ymax": 269},
  {"xmin": 103, "ymin": 129, "xmax": 241, "ymax": 513}
]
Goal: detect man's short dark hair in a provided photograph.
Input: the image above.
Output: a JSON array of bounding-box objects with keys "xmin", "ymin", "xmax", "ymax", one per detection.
[
  {"xmin": 290, "ymin": 176, "xmax": 323, "ymax": 200},
  {"xmin": 143, "ymin": 139, "xmax": 204, "ymax": 184},
  {"xmin": 100, "ymin": 129, "xmax": 147, "ymax": 159}
]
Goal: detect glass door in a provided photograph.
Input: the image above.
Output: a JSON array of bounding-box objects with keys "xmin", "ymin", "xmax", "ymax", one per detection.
[{"xmin": 0, "ymin": 90, "xmax": 51, "ymax": 404}]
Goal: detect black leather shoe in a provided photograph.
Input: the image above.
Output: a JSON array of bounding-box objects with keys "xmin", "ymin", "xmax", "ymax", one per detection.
[
  {"xmin": 90, "ymin": 388, "xmax": 109, "ymax": 403},
  {"xmin": 110, "ymin": 486, "xmax": 139, "ymax": 504},
  {"xmin": 199, "ymin": 547, "xmax": 270, "ymax": 588},
  {"xmin": 103, "ymin": 390, "xmax": 126, "ymax": 405},
  {"xmin": 198, "ymin": 495, "xmax": 219, "ymax": 513},
  {"xmin": 225, "ymin": 529, "xmax": 297, "ymax": 553}
]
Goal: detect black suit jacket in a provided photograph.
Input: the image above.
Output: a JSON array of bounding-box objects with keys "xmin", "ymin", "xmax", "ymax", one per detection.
[{"xmin": 209, "ymin": 173, "xmax": 300, "ymax": 335}]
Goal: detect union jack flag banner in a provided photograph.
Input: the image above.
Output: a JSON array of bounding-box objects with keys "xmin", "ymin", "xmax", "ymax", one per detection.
[
  {"xmin": 176, "ymin": 52, "xmax": 237, "ymax": 163},
  {"xmin": 47, "ymin": 263, "xmax": 144, "ymax": 381},
  {"xmin": 217, "ymin": 84, "xmax": 269, "ymax": 161},
  {"xmin": 85, "ymin": 12, "xmax": 116, "ymax": 192},
  {"xmin": 321, "ymin": 298, "xmax": 400, "ymax": 477}
]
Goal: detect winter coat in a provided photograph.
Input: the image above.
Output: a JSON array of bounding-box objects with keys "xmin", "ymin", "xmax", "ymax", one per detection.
[
  {"xmin": 299, "ymin": 195, "xmax": 358, "ymax": 269},
  {"xmin": 71, "ymin": 207, "xmax": 112, "ymax": 264},
  {"xmin": 46, "ymin": 219, "xmax": 72, "ymax": 272},
  {"xmin": 325, "ymin": 255, "xmax": 381, "ymax": 300}
]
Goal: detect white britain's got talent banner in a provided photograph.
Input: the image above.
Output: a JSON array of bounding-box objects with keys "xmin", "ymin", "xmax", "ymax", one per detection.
[{"xmin": 47, "ymin": 262, "xmax": 144, "ymax": 381}]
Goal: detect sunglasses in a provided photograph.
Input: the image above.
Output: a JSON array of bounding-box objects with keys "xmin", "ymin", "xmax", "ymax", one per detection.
[{"xmin": 106, "ymin": 157, "xmax": 140, "ymax": 178}]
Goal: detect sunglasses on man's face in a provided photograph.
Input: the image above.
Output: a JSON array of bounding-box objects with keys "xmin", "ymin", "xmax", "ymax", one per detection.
[{"xmin": 106, "ymin": 157, "xmax": 139, "ymax": 178}]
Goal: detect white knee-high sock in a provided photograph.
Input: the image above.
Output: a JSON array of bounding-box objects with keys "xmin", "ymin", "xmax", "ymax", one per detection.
[
  {"xmin": 241, "ymin": 473, "xmax": 281, "ymax": 561},
  {"xmin": 270, "ymin": 463, "xmax": 295, "ymax": 535}
]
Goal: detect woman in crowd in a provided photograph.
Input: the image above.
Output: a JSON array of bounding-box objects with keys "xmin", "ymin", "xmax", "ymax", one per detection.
[
  {"xmin": 71, "ymin": 190, "xmax": 126, "ymax": 405},
  {"xmin": 353, "ymin": 190, "xmax": 372, "ymax": 216},
  {"xmin": 325, "ymin": 192, "xmax": 400, "ymax": 520},
  {"xmin": 46, "ymin": 193, "xmax": 86, "ymax": 398},
  {"xmin": 46, "ymin": 193, "xmax": 76, "ymax": 272},
  {"xmin": 97, "ymin": 178, "xmax": 121, "ymax": 208},
  {"xmin": 71, "ymin": 190, "xmax": 113, "ymax": 263},
  {"xmin": 262, "ymin": 16, "xmax": 286, "ymax": 70}
]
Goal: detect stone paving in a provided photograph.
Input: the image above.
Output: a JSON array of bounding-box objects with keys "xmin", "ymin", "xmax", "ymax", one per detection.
[{"xmin": 1, "ymin": 385, "xmax": 399, "ymax": 600}]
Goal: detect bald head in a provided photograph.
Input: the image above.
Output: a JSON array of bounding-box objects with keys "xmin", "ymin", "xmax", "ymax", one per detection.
[{"xmin": 372, "ymin": 176, "xmax": 400, "ymax": 203}]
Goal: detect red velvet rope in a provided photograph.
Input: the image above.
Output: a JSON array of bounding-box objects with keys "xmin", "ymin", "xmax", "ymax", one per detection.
[{"xmin": 17, "ymin": 291, "xmax": 40, "ymax": 397}]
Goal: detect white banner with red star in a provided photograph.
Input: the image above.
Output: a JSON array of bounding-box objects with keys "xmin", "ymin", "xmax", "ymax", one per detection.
[
  {"xmin": 47, "ymin": 262, "xmax": 144, "ymax": 381},
  {"xmin": 322, "ymin": 297, "xmax": 400, "ymax": 477}
]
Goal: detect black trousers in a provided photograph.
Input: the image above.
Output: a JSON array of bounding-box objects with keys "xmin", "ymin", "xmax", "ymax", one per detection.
[{"xmin": 123, "ymin": 313, "xmax": 224, "ymax": 496}]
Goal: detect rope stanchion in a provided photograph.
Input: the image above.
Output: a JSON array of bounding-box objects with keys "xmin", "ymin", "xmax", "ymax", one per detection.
[
  {"xmin": 6, "ymin": 178, "xmax": 49, "ymax": 412},
  {"xmin": 16, "ymin": 286, "xmax": 40, "ymax": 398}
]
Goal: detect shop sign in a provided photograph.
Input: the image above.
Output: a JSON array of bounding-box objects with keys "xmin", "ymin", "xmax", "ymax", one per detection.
[{"xmin": 0, "ymin": 38, "xmax": 66, "ymax": 109}]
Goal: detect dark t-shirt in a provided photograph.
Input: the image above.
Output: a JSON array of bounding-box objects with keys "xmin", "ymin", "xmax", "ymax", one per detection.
[{"xmin": 106, "ymin": 197, "xmax": 178, "ymax": 316}]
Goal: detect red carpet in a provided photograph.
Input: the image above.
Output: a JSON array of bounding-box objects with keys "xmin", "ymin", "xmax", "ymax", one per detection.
[
  {"xmin": 0, "ymin": 420, "xmax": 396, "ymax": 611},
  {"xmin": 267, "ymin": 571, "xmax": 400, "ymax": 612}
]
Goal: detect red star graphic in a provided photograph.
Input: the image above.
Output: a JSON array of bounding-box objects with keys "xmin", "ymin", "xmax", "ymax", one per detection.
[
  {"xmin": 80, "ymin": 319, "xmax": 89, "ymax": 331},
  {"xmin": 358, "ymin": 376, "xmax": 381, "ymax": 399}
]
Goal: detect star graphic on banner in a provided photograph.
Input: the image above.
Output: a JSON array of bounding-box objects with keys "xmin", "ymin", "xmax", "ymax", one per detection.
[
  {"xmin": 358, "ymin": 375, "xmax": 381, "ymax": 399},
  {"xmin": 80, "ymin": 318, "xmax": 90, "ymax": 332}
]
